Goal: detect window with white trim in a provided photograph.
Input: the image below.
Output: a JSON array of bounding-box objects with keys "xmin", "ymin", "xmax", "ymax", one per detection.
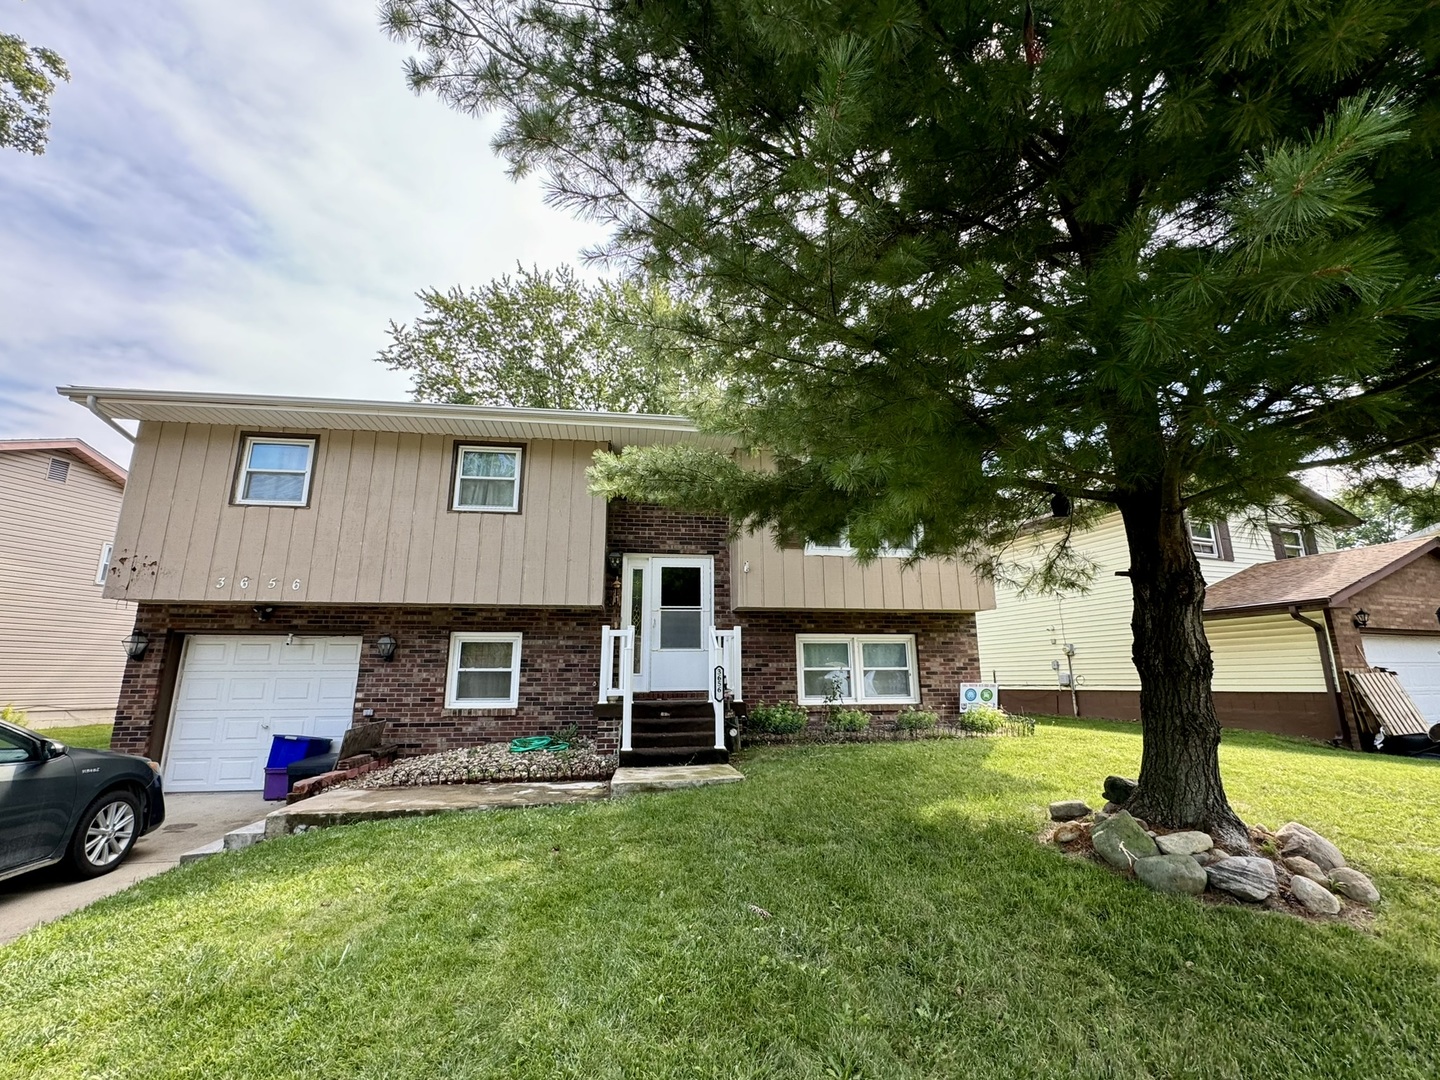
[
  {"xmin": 796, "ymin": 634, "xmax": 918, "ymax": 705},
  {"xmin": 804, "ymin": 529, "xmax": 917, "ymax": 558},
  {"xmin": 1276, "ymin": 527, "xmax": 1317, "ymax": 559},
  {"xmin": 234, "ymin": 437, "xmax": 316, "ymax": 506},
  {"xmin": 1188, "ymin": 520, "xmax": 1219, "ymax": 558},
  {"xmin": 445, "ymin": 632, "xmax": 522, "ymax": 709},
  {"xmin": 94, "ymin": 542, "xmax": 112, "ymax": 586},
  {"xmin": 453, "ymin": 446, "xmax": 522, "ymax": 512}
]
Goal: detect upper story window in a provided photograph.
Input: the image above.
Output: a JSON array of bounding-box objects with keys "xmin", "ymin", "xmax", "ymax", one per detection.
[
  {"xmin": 94, "ymin": 542, "xmax": 112, "ymax": 586},
  {"xmin": 1188, "ymin": 521, "xmax": 1220, "ymax": 558},
  {"xmin": 1274, "ymin": 526, "xmax": 1318, "ymax": 559},
  {"xmin": 453, "ymin": 446, "xmax": 522, "ymax": 512},
  {"xmin": 234, "ymin": 437, "xmax": 317, "ymax": 506},
  {"xmin": 804, "ymin": 529, "xmax": 917, "ymax": 558}
]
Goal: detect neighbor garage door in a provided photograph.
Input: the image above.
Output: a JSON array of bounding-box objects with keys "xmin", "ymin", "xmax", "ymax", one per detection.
[
  {"xmin": 1362, "ymin": 634, "xmax": 1440, "ymax": 727},
  {"xmin": 163, "ymin": 635, "xmax": 362, "ymax": 792}
]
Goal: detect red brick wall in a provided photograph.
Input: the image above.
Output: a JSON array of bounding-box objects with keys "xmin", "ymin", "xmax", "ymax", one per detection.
[
  {"xmin": 113, "ymin": 604, "xmax": 618, "ymax": 758},
  {"xmin": 1000, "ymin": 687, "xmax": 1341, "ymax": 742},
  {"xmin": 604, "ymin": 500, "xmax": 736, "ymax": 627}
]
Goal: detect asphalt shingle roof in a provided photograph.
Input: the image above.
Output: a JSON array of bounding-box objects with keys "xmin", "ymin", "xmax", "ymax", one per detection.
[{"xmin": 1204, "ymin": 536, "xmax": 1439, "ymax": 614}]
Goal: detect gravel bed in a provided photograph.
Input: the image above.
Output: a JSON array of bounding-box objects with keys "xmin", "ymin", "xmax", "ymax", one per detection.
[{"xmin": 357, "ymin": 741, "xmax": 617, "ymax": 787}]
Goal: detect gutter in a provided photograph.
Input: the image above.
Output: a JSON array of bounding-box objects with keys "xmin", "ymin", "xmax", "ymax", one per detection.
[
  {"xmin": 1288, "ymin": 605, "xmax": 1351, "ymax": 747},
  {"xmin": 84, "ymin": 395, "xmax": 137, "ymax": 444}
]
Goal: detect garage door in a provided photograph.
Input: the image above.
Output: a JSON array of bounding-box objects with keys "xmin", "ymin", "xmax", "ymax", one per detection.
[
  {"xmin": 164, "ymin": 635, "xmax": 362, "ymax": 792},
  {"xmin": 1362, "ymin": 634, "xmax": 1440, "ymax": 726}
]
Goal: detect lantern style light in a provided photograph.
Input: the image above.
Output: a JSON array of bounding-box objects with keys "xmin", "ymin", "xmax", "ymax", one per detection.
[
  {"xmin": 121, "ymin": 631, "xmax": 149, "ymax": 661},
  {"xmin": 1352, "ymin": 609, "xmax": 1370, "ymax": 629},
  {"xmin": 376, "ymin": 634, "xmax": 398, "ymax": 662}
]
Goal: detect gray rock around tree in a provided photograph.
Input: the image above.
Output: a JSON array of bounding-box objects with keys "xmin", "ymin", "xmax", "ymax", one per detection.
[
  {"xmin": 1192, "ymin": 848, "xmax": 1228, "ymax": 868},
  {"xmin": 1154, "ymin": 830, "xmax": 1214, "ymax": 856},
  {"xmin": 1053, "ymin": 822, "xmax": 1084, "ymax": 843},
  {"xmin": 1103, "ymin": 776, "xmax": 1138, "ymax": 805},
  {"xmin": 1276, "ymin": 822, "xmax": 1345, "ymax": 872},
  {"xmin": 1283, "ymin": 856, "xmax": 1329, "ymax": 885},
  {"xmin": 1328, "ymin": 867, "xmax": 1380, "ymax": 905},
  {"xmin": 1290, "ymin": 875, "xmax": 1343, "ymax": 915},
  {"xmin": 1206, "ymin": 856, "xmax": 1278, "ymax": 902},
  {"xmin": 1049, "ymin": 800, "xmax": 1092, "ymax": 822},
  {"xmin": 1091, "ymin": 810, "xmax": 1159, "ymax": 870},
  {"xmin": 1134, "ymin": 853, "xmax": 1209, "ymax": 895}
]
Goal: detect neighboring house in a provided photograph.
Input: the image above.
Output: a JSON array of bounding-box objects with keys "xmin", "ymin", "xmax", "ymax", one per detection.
[
  {"xmin": 1205, "ymin": 535, "xmax": 1440, "ymax": 747},
  {"xmin": 63, "ymin": 387, "xmax": 993, "ymax": 793},
  {"xmin": 978, "ymin": 496, "xmax": 1361, "ymax": 743},
  {"xmin": 0, "ymin": 439, "xmax": 134, "ymax": 725}
]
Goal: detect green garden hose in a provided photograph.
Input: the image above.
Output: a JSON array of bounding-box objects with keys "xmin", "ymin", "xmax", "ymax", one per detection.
[{"xmin": 508, "ymin": 735, "xmax": 570, "ymax": 753}]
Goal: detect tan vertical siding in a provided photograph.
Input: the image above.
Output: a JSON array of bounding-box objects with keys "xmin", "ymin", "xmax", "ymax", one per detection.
[
  {"xmin": 731, "ymin": 529, "xmax": 994, "ymax": 611},
  {"xmin": 107, "ymin": 423, "xmax": 605, "ymax": 607},
  {"xmin": 0, "ymin": 450, "xmax": 135, "ymax": 720}
]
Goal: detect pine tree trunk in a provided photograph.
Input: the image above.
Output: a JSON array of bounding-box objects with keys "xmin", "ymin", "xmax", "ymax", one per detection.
[{"xmin": 1116, "ymin": 489, "xmax": 1250, "ymax": 852}]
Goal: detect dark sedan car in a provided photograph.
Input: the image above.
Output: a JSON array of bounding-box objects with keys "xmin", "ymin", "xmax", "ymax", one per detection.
[{"xmin": 0, "ymin": 719, "xmax": 165, "ymax": 881}]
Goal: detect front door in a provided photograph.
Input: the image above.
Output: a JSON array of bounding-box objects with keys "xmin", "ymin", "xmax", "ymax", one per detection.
[{"xmin": 624, "ymin": 556, "xmax": 714, "ymax": 692}]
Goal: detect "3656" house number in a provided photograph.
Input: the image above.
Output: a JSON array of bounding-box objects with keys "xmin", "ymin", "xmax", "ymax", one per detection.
[{"xmin": 216, "ymin": 576, "xmax": 302, "ymax": 590}]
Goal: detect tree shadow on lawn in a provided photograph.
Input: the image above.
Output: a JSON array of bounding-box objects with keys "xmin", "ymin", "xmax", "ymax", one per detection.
[{"xmin": 3, "ymin": 736, "xmax": 1440, "ymax": 1080}]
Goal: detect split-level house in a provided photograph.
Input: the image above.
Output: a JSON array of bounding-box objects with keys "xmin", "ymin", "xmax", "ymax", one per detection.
[
  {"xmin": 0, "ymin": 439, "xmax": 135, "ymax": 724},
  {"xmin": 65, "ymin": 387, "xmax": 993, "ymax": 792},
  {"xmin": 978, "ymin": 495, "xmax": 1364, "ymax": 743}
]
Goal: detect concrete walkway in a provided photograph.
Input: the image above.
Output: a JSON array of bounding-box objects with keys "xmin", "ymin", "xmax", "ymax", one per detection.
[
  {"xmin": 0, "ymin": 792, "xmax": 271, "ymax": 945},
  {"xmin": 611, "ymin": 764, "xmax": 745, "ymax": 796},
  {"xmin": 264, "ymin": 780, "xmax": 611, "ymax": 837}
]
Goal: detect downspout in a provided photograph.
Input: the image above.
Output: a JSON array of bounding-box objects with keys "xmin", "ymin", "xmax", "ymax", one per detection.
[
  {"xmin": 85, "ymin": 395, "xmax": 137, "ymax": 444},
  {"xmin": 1289, "ymin": 605, "xmax": 1350, "ymax": 747}
]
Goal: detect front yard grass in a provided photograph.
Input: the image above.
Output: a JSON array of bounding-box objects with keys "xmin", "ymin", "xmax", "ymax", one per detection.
[
  {"xmin": 2, "ymin": 718, "xmax": 1437, "ymax": 1079},
  {"xmin": 30, "ymin": 723, "xmax": 112, "ymax": 750}
]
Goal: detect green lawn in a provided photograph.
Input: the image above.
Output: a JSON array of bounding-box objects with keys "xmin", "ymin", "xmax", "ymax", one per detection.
[
  {"xmin": 2, "ymin": 719, "xmax": 1437, "ymax": 1079},
  {"xmin": 31, "ymin": 723, "xmax": 113, "ymax": 750}
]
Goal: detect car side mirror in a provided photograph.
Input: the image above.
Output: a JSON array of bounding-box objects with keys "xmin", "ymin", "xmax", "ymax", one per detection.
[{"xmin": 39, "ymin": 740, "xmax": 66, "ymax": 761}]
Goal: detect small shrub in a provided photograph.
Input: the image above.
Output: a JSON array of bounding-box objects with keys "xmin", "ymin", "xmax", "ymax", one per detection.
[
  {"xmin": 827, "ymin": 707, "xmax": 871, "ymax": 733},
  {"xmin": 894, "ymin": 708, "xmax": 938, "ymax": 733},
  {"xmin": 1, "ymin": 703, "xmax": 27, "ymax": 728},
  {"xmin": 552, "ymin": 722, "xmax": 581, "ymax": 743},
  {"xmin": 747, "ymin": 701, "xmax": 809, "ymax": 735},
  {"xmin": 956, "ymin": 703, "xmax": 1007, "ymax": 734}
]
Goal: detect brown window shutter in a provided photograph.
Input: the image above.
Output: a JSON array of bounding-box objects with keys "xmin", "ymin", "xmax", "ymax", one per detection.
[
  {"xmin": 1214, "ymin": 519, "xmax": 1234, "ymax": 561},
  {"xmin": 775, "ymin": 526, "xmax": 805, "ymax": 549},
  {"xmin": 1302, "ymin": 526, "xmax": 1318, "ymax": 555},
  {"xmin": 1268, "ymin": 524, "xmax": 1288, "ymax": 560}
]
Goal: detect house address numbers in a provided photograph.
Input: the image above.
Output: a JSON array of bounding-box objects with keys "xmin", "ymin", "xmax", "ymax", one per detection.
[{"xmin": 216, "ymin": 576, "xmax": 303, "ymax": 591}]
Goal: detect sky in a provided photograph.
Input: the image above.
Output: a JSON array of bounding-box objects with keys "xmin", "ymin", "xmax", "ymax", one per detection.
[{"xmin": 0, "ymin": 0, "xmax": 609, "ymax": 465}]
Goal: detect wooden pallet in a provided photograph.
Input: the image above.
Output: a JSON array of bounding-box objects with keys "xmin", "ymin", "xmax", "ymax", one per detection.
[{"xmin": 1344, "ymin": 669, "xmax": 1433, "ymax": 739}]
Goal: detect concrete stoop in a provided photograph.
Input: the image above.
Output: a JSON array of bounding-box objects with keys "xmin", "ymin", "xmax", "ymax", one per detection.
[{"xmin": 610, "ymin": 764, "xmax": 745, "ymax": 796}]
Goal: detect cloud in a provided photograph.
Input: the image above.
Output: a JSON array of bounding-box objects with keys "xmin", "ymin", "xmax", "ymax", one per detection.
[{"xmin": 0, "ymin": 0, "xmax": 609, "ymax": 463}]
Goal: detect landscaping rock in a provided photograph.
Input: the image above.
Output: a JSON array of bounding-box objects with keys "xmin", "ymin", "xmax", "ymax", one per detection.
[
  {"xmin": 1091, "ymin": 810, "xmax": 1159, "ymax": 870},
  {"xmin": 1135, "ymin": 853, "xmax": 1208, "ymax": 895},
  {"xmin": 1283, "ymin": 856, "xmax": 1329, "ymax": 885},
  {"xmin": 1192, "ymin": 849, "xmax": 1227, "ymax": 868},
  {"xmin": 1053, "ymin": 822, "xmax": 1084, "ymax": 843},
  {"xmin": 1049, "ymin": 800, "xmax": 1092, "ymax": 822},
  {"xmin": 1101, "ymin": 801, "xmax": 1123, "ymax": 814},
  {"xmin": 357, "ymin": 741, "xmax": 616, "ymax": 788},
  {"xmin": 1275, "ymin": 822, "xmax": 1345, "ymax": 872},
  {"xmin": 1290, "ymin": 875, "xmax": 1342, "ymax": 915},
  {"xmin": 1103, "ymin": 776, "xmax": 1138, "ymax": 805},
  {"xmin": 1206, "ymin": 856, "xmax": 1277, "ymax": 902},
  {"xmin": 1155, "ymin": 831, "xmax": 1213, "ymax": 856},
  {"xmin": 1328, "ymin": 867, "xmax": 1380, "ymax": 905}
]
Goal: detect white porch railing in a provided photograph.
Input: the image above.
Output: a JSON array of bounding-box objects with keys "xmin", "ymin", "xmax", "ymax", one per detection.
[
  {"xmin": 708, "ymin": 626, "xmax": 742, "ymax": 751},
  {"xmin": 598, "ymin": 625, "xmax": 636, "ymax": 752}
]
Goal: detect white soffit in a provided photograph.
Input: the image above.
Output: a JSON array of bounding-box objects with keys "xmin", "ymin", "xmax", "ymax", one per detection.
[{"xmin": 58, "ymin": 386, "xmax": 732, "ymax": 450}]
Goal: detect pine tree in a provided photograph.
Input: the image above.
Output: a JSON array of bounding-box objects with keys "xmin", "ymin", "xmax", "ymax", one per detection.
[{"xmin": 382, "ymin": 0, "xmax": 1440, "ymax": 848}]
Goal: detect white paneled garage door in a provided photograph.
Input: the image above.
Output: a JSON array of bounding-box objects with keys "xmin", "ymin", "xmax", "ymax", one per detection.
[
  {"xmin": 164, "ymin": 635, "xmax": 362, "ymax": 792},
  {"xmin": 1363, "ymin": 634, "xmax": 1440, "ymax": 727}
]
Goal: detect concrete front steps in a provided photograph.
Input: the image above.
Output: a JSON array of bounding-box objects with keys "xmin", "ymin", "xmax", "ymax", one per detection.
[{"xmin": 600, "ymin": 697, "xmax": 736, "ymax": 767}]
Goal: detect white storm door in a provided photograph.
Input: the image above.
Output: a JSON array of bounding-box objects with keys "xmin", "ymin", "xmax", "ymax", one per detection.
[
  {"xmin": 1363, "ymin": 634, "xmax": 1440, "ymax": 726},
  {"xmin": 163, "ymin": 635, "xmax": 361, "ymax": 792},
  {"xmin": 646, "ymin": 557, "xmax": 714, "ymax": 692}
]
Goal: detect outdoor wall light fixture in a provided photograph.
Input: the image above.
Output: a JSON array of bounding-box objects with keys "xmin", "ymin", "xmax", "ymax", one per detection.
[
  {"xmin": 1435, "ymin": 606, "xmax": 1440, "ymax": 627},
  {"xmin": 1352, "ymin": 609, "xmax": 1370, "ymax": 629},
  {"xmin": 605, "ymin": 551, "xmax": 624, "ymax": 577},
  {"xmin": 253, "ymin": 605, "xmax": 276, "ymax": 622},
  {"xmin": 376, "ymin": 634, "xmax": 398, "ymax": 662},
  {"xmin": 121, "ymin": 631, "xmax": 150, "ymax": 661}
]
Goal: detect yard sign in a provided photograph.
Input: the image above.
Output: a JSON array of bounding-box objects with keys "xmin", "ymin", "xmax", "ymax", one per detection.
[{"xmin": 959, "ymin": 682, "xmax": 999, "ymax": 713}]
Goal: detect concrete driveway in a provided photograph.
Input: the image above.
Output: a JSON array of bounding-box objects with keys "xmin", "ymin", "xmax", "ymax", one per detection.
[{"xmin": 0, "ymin": 791, "xmax": 272, "ymax": 945}]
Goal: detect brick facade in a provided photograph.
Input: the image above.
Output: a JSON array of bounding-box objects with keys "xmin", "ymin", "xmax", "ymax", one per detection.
[
  {"xmin": 114, "ymin": 604, "xmax": 618, "ymax": 759},
  {"xmin": 114, "ymin": 502, "xmax": 985, "ymax": 766}
]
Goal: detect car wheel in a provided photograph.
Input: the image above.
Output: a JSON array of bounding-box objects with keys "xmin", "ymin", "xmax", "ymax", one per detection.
[{"xmin": 69, "ymin": 790, "xmax": 141, "ymax": 877}]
